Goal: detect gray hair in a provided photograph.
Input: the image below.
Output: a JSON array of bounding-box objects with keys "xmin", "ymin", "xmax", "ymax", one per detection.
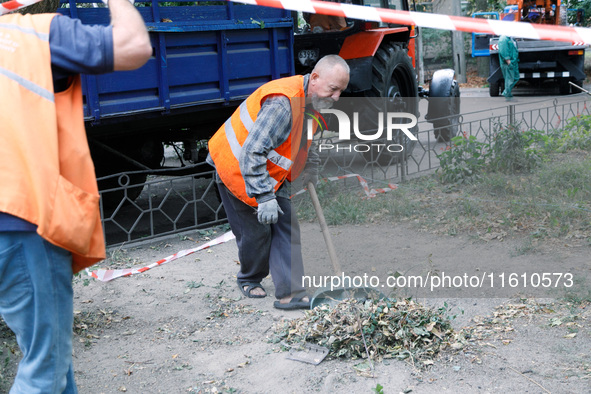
[{"xmin": 312, "ymin": 55, "xmax": 350, "ymax": 75}]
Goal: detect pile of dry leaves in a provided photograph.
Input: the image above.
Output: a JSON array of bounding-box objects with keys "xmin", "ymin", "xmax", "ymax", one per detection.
[{"xmin": 274, "ymin": 298, "xmax": 456, "ymax": 363}]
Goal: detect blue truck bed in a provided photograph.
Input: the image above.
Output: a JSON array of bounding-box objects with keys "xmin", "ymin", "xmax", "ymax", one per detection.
[{"xmin": 58, "ymin": 0, "xmax": 294, "ymax": 136}]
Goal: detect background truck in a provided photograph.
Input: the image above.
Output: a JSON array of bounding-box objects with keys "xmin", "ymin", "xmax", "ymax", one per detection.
[
  {"xmin": 56, "ymin": 0, "xmax": 459, "ymax": 204},
  {"xmin": 483, "ymin": 0, "xmax": 587, "ymax": 96}
]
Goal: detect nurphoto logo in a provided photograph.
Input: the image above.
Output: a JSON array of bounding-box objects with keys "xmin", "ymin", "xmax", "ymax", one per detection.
[{"xmin": 306, "ymin": 107, "xmax": 418, "ymax": 153}]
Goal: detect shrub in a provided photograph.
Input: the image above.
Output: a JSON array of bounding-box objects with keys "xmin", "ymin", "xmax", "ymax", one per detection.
[
  {"xmin": 554, "ymin": 115, "xmax": 591, "ymax": 152},
  {"xmin": 437, "ymin": 134, "xmax": 489, "ymax": 184},
  {"xmin": 489, "ymin": 124, "xmax": 542, "ymax": 174}
]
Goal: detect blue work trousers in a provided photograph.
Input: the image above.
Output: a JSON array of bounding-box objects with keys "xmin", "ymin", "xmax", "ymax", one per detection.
[
  {"xmin": 0, "ymin": 232, "xmax": 77, "ymax": 394},
  {"xmin": 501, "ymin": 60, "xmax": 520, "ymax": 98},
  {"xmin": 217, "ymin": 182, "xmax": 306, "ymax": 299}
]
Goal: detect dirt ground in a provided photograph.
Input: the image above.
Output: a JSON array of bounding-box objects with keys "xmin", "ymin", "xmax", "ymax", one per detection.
[{"xmin": 3, "ymin": 218, "xmax": 588, "ymax": 393}]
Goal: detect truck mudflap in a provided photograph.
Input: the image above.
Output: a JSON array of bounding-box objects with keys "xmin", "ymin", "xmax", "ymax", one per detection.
[{"xmin": 425, "ymin": 69, "xmax": 461, "ymax": 142}]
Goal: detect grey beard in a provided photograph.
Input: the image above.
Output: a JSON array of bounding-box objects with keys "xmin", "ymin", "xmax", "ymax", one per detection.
[{"xmin": 311, "ymin": 96, "xmax": 334, "ymax": 111}]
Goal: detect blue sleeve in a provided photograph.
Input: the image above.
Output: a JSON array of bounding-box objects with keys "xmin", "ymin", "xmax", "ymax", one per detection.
[{"xmin": 49, "ymin": 14, "xmax": 114, "ymax": 80}]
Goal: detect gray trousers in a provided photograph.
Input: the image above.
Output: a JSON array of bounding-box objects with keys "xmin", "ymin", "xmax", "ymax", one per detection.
[{"xmin": 216, "ymin": 181, "xmax": 306, "ymax": 299}]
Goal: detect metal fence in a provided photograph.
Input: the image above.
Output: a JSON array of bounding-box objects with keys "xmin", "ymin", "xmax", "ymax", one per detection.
[{"xmin": 99, "ymin": 94, "xmax": 590, "ymax": 247}]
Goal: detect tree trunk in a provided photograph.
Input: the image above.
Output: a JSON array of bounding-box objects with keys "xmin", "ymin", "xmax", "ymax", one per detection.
[
  {"xmin": 434, "ymin": 0, "xmax": 466, "ymax": 83},
  {"xmin": 477, "ymin": 57, "xmax": 490, "ymax": 78},
  {"xmin": 450, "ymin": 1, "xmax": 466, "ymax": 83}
]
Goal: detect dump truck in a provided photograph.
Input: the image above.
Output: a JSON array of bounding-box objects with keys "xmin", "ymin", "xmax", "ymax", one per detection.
[
  {"xmin": 485, "ymin": 0, "xmax": 587, "ymax": 96},
  {"xmin": 56, "ymin": 0, "xmax": 460, "ymax": 205}
]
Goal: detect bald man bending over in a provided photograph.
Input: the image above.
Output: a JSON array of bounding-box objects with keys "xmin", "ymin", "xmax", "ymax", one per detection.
[{"xmin": 207, "ymin": 55, "xmax": 350, "ymax": 310}]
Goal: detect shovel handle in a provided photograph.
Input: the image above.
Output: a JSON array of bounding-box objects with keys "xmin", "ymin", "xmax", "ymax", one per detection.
[
  {"xmin": 569, "ymin": 81, "xmax": 591, "ymax": 95},
  {"xmin": 308, "ymin": 182, "xmax": 343, "ymax": 276}
]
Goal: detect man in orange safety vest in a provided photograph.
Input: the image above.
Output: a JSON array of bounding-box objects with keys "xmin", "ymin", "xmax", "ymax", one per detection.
[
  {"xmin": 0, "ymin": 0, "xmax": 151, "ymax": 391},
  {"xmin": 208, "ymin": 55, "xmax": 350, "ymax": 310}
]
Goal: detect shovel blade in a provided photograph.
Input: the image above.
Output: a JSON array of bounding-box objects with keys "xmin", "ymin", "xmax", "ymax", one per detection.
[
  {"xmin": 310, "ymin": 286, "xmax": 387, "ymax": 309},
  {"xmin": 286, "ymin": 343, "xmax": 329, "ymax": 365}
]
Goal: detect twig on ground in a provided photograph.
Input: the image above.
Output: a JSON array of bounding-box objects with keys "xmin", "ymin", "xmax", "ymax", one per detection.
[
  {"xmin": 357, "ymin": 311, "xmax": 375, "ymax": 378},
  {"xmin": 507, "ymin": 366, "xmax": 551, "ymax": 394},
  {"xmin": 123, "ymin": 360, "xmax": 154, "ymax": 365}
]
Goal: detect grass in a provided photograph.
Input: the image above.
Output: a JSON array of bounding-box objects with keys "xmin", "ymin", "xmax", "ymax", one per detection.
[
  {"xmin": 475, "ymin": 152, "xmax": 591, "ymax": 214},
  {"xmin": 294, "ymin": 178, "xmax": 427, "ymax": 225},
  {"xmin": 295, "ymin": 150, "xmax": 591, "ymax": 250}
]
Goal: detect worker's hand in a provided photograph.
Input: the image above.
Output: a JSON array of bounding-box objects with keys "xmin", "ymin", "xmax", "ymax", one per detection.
[
  {"xmin": 257, "ymin": 199, "xmax": 284, "ymax": 225},
  {"xmin": 506, "ymin": 59, "xmax": 511, "ymax": 65},
  {"xmin": 301, "ymin": 170, "xmax": 319, "ymax": 189}
]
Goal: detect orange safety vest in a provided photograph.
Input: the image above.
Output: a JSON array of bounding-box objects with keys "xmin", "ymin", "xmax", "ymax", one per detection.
[
  {"xmin": 208, "ymin": 75, "xmax": 317, "ymax": 206},
  {"xmin": 0, "ymin": 13, "xmax": 106, "ymax": 273}
]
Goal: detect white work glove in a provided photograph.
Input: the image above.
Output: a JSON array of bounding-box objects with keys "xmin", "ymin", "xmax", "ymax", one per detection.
[{"xmin": 257, "ymin": 199, "xmax": 284, "ymax": 225}]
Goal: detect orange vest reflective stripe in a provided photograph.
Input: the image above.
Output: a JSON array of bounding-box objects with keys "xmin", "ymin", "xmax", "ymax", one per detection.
[
  {"xmin": 0, "ymin": 14, "xmax": 106, "ymax": 272},
  {"xmin": 208, "ymin": 75, "xmax": 317, "ymax": 206}
]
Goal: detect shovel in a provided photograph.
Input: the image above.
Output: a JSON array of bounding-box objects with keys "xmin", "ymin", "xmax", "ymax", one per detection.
[{"xmin": 307, "ymin": 182, "xmax": 386, "ymax": 309}]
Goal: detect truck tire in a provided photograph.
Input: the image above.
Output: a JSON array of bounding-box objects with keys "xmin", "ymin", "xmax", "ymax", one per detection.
[
  {"xmin": 363, "ymin": 42, "xmax": 419, "ymax": 164},
  {"xmin": 432, "ymin": 81, "xmax": 460, "ymax": 142},
  {"xmin": 489, "ymin": 81, "xmax": 501, "ymax": 97}
]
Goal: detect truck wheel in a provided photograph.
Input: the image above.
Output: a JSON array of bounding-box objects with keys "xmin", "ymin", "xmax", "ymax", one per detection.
[
  {"xmin": 363, "ymin": 42, "xmax": 419, "ymax": 164},
  {"xmin": 489, "ymin": 81, "xmax": 500, "ymax": 97}
]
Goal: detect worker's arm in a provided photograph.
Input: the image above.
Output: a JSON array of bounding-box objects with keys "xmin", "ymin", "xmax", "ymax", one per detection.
[
  {"xmin": 240, "ymin": 95, "xmax": 293, "ymax": 203},
  {"xmin": 108, "ymin": 0, "xmax": 152, "ymax": 71}
]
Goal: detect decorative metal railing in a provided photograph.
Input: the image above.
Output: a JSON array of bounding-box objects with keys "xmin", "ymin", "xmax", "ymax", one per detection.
[{"xmin": 100, "ymin": 94, "xmax": 590, "ymax": 246}]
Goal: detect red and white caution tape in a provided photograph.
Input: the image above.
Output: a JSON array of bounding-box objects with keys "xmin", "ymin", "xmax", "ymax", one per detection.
[
  {"xmin": 229, "ymin": 0, "xmax": 591, "ymax": 46},
  {"xmin": 87, "ymin": 173, "xmax": 395, "ymax": 282},
  {"xmin": 5, "ymin": 0, "xmax": 590, "ymax": 45},
  {"xmin": 86, "ymin": 230, "xmax": 236, "ymax": 282},
  {"xmin": 292, "ymin": 173, "xmax": 398, "ymax": 199},
  {"xmin": 0, "ymin": 0, "xmax": 43, "ymax": 14}
]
